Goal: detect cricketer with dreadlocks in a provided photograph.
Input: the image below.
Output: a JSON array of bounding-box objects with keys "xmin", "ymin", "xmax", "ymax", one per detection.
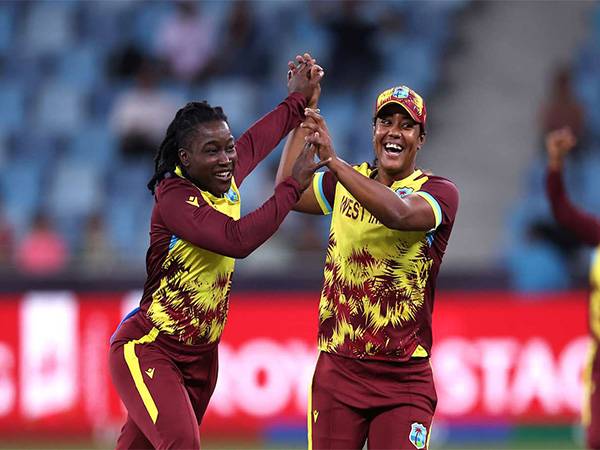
[{"xmin": 108, "ymin": 55, "xmax": 326, "ymax": 449}]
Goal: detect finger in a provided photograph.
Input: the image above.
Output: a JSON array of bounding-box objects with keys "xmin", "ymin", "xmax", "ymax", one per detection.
[
  {"xmin": 300, "ymin": 121, "xmax": 320, "ymax": 132},
  {"xmin": 313, "ymin": 158, "xmax": 332, "ymax": 171},
  {"xmin": 310, "ymin": 65, "xmax": 325, "ymax": 81},
  {"xmin": 305, "ymin": 131, "xmax": 327, "ymax": 147},
  {"xmin": 288, "ymin": 61, "xmax": 296, "ymax": 71},
  {"xmin": 304, "ymin": 109, "xmax": 325, "ymax": 124}
]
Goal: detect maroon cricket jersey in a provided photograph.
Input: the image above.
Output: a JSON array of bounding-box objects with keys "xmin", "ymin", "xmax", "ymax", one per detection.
[
  {"xmin": 137, "ymin": 93, "xmax": 307, "ymax": 345},
  {"xmin": 547, "ymin": 168, "xmax": 600, "ymax": 341},
  {"xmin": 312, "ymin": 165, "xmax": 459, "ymax": 361}
]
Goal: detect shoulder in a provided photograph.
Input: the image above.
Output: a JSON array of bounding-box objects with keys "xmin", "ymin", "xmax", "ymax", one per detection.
[
  {"xmin": 416, "ymin": 173, "xmax": 459, "ymax": 222},
  {"xmin": 352, "ymin": 161, "xmax": 375, "ymax": 177},
  {"xmin": 155, "ymin": 176, "xmax": 199, "ymax": 202},
  {"xmin": 419, "ymin": 173, "xmax": 459, "ymax": 196}
]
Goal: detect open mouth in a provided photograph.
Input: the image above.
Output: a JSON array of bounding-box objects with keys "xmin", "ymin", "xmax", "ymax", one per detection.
[
  {"xmin": 214, "ymin": 169, "xmax": 232, "ymax": 181},
  {"xmin": 384, "ymin": 142, "xmax": 404, "ymax": 155}
]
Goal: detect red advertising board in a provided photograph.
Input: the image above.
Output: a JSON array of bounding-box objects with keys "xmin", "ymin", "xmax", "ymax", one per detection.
[{"xmin": 0, "ymin": 291, "xmax": 590, "ymax": 438}]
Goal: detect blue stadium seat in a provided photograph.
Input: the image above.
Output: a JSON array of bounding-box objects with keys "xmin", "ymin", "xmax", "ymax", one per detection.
[
  {"xmin": 34, "ymin": 81, "xmax": 87, "ymax": 135},
  {"xmin": 57, "ymin": 44, "xmax": 102, "ymax": 90},
  {"xmin": 0, "ymin": 4, "xmax": 15, "ymax": 56},
  {"xmin": 46, "ymin": 160, "xmax": 103, "ymax": 221},
  {"xmin": 22, "ymin": 1, "xmax": 76, "ymax": 56},
  {"xmin": 65, "ymin": 122, "xmax": 117, "ymax": 172},
  {"xmin": 0, "ymin": 159, "xmax": 44, "ymax": 238},
  {"xmin": 0, "ymin": 81, "xmax": 26, "ymax": 133},
  {"xmin": 199, "ymin": 78, "xmax": 258, "ymax": 133}
]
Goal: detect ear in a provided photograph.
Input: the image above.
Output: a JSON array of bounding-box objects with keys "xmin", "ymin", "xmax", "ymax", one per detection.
[
  {"xmin": 417, "ymin": 132, "xmax": 427, "ymax": 150},
  {"xmin": 178, "ymin": 148, "xmax": 190, "ymax": 167}
]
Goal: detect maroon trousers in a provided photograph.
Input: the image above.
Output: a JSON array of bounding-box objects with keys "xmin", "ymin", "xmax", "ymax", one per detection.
[
  {"xmin": 109, "ymin": 312, "xmax": 218, "ymax": 450},
  {"xmin": 309, "ymin": 351, "xmax": 437, "ymax": 450}
]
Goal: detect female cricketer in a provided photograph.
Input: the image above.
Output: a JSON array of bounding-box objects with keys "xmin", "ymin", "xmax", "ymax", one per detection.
[
  {"xmin": 545, "ymin": 127, "xmax": 600, "ymax": 450},
  {"xmin": 108, "ymin": 61, "xmax": 327, "ymax": 449},
  {"xmin": 277, "ymin": 56, "xmax": 459, "ymax": 450}
]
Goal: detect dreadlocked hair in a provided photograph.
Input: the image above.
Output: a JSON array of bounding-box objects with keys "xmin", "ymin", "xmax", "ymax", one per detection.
[{"xmin": 147, "ymin": 101, "xmax": 228, "ymax": 194}]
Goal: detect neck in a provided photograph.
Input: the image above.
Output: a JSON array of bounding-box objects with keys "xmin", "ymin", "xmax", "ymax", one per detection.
[{"xmin": 376, "ymin": 165, "xmax": 416, "ymax": 186}]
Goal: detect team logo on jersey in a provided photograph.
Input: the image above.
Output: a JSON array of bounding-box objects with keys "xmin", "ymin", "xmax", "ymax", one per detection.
[
  {"xmin": 145, "ymin": 368, "xmax": 155, "ymax": 379},
  {"xmin": 313, "ymin": 409, "xmax": 319, "ymax": 423},
  {"xmin": 395, "ymin": 187, "xmax": 414, "ymax": 198},
  {"xmin": 186, "ymin": 196, "xmax": 199, "ymax": 207},
  {"xmin": 409, "ymin": 422, "xmax": 427, "ymax": 449},
  {"xmin": 224, "ymin": 188, "xmax": 239, "ymax": 202}
]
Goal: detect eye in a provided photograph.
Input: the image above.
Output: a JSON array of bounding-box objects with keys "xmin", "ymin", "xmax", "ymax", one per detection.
[
  {"xmin": 204, "ymin": 146, "xmax": 218, "ymax": 154},
  {"xmin": 226, "ymin": 144, "xmax": 236, "ymax": 153},
  {"xmin": 379, "ymin": 118, "xmax": 392, "ymax": 126},
  {"xmin": 401, "ymin": 122, "xmax": 416, "ymax": 130}
]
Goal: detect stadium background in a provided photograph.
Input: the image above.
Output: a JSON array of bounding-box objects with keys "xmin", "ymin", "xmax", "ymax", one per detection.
[{"xmin": 0, "ymin": 0, "xmax": 599, "ymax": 449}]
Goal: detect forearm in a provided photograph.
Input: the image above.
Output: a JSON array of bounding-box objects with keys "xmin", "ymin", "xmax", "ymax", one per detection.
[
  {"xmin": 546, "ymin": 168, "xmax": 600, "ymax": 246},
  {"xmin": 276, "ymin": 127, "xmax": 311, "ymax": 185},
  {"xmin": 206, "ymin": 179, "xmax": 302, "ymax": 258},
  {"xmin": 329, "ymin": 159, "xmax": 415, "ymax": 229}
]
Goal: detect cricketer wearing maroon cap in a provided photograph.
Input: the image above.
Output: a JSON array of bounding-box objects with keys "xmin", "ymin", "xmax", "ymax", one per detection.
[
  {"xmin": 277, "ymin": 56, "xmax": 459, "ymax": 450},
  {"xmin": 108, "ymin": 59, "xmax": 328, "ymax": 450},
  {"xmin": 545, "ymin": 127, "xmax": 600, "ymax": 450}
]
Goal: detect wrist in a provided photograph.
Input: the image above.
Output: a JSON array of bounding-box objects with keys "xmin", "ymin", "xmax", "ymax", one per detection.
[
  {"xmin": 547, "ymin": 157, "xmax": 563, "ymax": 171},
  {"xmin": 327, "ymin": 156, "xmax": 346, "ymax": 175}
]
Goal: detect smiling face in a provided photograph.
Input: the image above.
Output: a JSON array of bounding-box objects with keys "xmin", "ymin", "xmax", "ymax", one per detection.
[
  {"xmin": 178, "ymin": 120, "xmax": 237, "ymax": 196},
  {"xmin": 373, "ymin": 104, "xmax": 425, "ymax": 184}
]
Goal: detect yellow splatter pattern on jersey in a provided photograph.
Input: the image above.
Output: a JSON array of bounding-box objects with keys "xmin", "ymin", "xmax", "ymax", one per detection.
[
  {"xmin": 147, "ymin": 177, "xmax": 240, "ymax": 345},
  {"xmin": 318, "ymin": 164, "xmax": 435, "ymax": 360},
  {"xmin": 590, "ymin": 246, "xmax": 600, "ymax": 341}
]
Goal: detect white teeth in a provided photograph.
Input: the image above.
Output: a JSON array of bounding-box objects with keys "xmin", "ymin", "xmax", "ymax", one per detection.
[
  {"xmin": 385, "ymin": 143, "xmax": 404, "ymax": 152},
  {"xmin": 215, "ymin": 171, "xmax": 231, "ymax": 179}
]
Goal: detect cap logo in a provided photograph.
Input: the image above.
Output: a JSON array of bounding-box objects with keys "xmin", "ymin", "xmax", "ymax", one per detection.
[{"xmin": 392, "ymin": 86, "xmax": 410, "ymax": 99}]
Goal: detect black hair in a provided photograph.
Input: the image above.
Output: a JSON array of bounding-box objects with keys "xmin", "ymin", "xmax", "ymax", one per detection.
[{"xmin": 147, "ymin": 101, "xmax": 228, "ymax": 194}]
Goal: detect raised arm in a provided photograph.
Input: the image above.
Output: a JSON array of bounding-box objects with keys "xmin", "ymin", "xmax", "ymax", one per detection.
[
  {"xmin": 545, "ymin": 127, "xmax": 600, "ymax": 246},
  {"xmin": 276, "ymin": 54, "xmax": 327, "ymax": 214},
  {"xmin": 159, "ymin": 145, "xmax": 329, "ymax": 259},
  {"xmin": 303, "ymin": 109, "xmax": 436, "ymax": 231},
  {"xmin": 234, "ymin": 54, "xmax": 322, "ymax": 185}
]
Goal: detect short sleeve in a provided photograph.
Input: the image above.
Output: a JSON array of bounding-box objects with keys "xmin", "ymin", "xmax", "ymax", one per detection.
[
  {"xmin": 312, "ymin": 171, "xmax": 336, "ymax": 215},
  {"xmin": 416, "ymin": 177, "xmax": 459, "ymax": 229}
]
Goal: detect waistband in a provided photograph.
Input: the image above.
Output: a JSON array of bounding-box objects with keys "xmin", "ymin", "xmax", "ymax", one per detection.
[{"xmin": 117, "ymin": 308, "xmax": 218, "ymax": 356}]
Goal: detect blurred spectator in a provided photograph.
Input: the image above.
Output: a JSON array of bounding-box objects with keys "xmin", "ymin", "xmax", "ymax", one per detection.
[
  {"xmin": 15, "ymin": 211, "xmax": 68, "ymax": 276},
  {"xmin": 211, "ymin": 2, "xmax": 271, "ymax": 80},
  {"xmin": 155, "ymin": 1, "xmax": 216, "ymax": 82},
  {"xmin": 78, "ymin": 212, "xmax": 114, "ymax": 275},
  {"xmin": 317, "ymin": 1, "xmax": 381, "ymax": 91},
  {"xmin": 0, "ymin": 200, "xmax": 13, "ymax": 266},
  {"xmin": 507, "ymin": 223, "xmax": 571, "ymax": 292},
  {"xmin": 108, "ymin": 44, "xmax": 146, "ymax": 80},
  {"xmin": 539, "ymin": 65, "xmax": 586, "ymax": 152},
  {"xmin": 110, "ymin": 58, "xmax": 178, "ymax": 160}
]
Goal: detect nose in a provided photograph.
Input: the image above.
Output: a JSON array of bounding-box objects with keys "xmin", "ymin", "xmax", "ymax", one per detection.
[
  {"xmin": 217, "ymin": 150, "xmax": 231, "ymax": 164},
  {"xmin": 388, "ymin": 125, "xmax": 402, "ymax": 138}
]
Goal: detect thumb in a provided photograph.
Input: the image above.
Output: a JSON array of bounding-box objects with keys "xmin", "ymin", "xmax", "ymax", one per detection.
[{"xmin": 314, "ymin": 158, "xmax": 332, "ymax": 171}]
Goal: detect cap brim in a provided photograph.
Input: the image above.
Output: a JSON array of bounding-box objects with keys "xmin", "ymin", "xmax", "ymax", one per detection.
[{"xmin": 375, "ymin": 100, "xmax": 421, "ymax": 125}]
